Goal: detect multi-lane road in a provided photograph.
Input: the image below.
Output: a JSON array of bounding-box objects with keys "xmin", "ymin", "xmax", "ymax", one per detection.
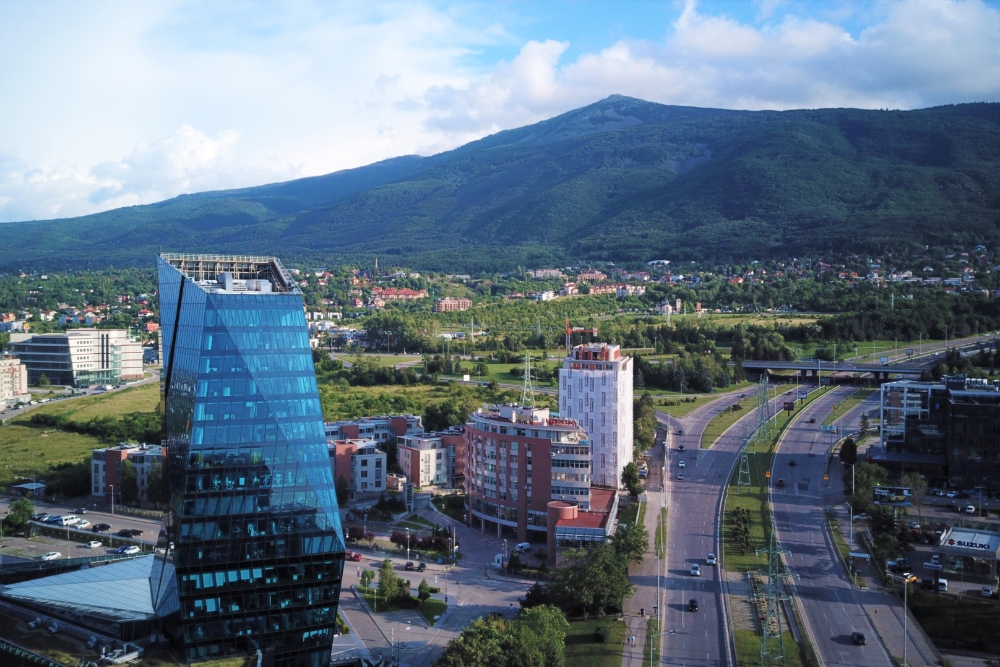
[{"xmin": 770, "ymin": 387, "xmax": 895, "ymax": 667}]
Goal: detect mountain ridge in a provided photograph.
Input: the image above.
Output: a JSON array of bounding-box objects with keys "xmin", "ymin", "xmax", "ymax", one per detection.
[{"xmin": 3, "ymin": 96, "xmax": 1000, "ymax": 271}]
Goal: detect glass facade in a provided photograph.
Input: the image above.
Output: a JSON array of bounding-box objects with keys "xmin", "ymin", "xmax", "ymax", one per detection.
[{"xmin": 158, "ymin": 254, "xmax": 344, "ymax": 667}]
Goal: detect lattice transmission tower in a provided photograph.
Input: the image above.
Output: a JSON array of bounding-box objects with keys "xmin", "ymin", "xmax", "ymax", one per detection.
[
  {"xmin": 520, "ymin": 352, "xmax": 535, "ymax": 408},
  {"xmin": 755, "ymin": 530, "xmax": 797, "ymax": 666}
]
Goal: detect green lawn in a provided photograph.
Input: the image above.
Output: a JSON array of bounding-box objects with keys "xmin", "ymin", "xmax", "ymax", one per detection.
[
  {"xmin": 416, "ymin": 597, "xmax": 448, "ymax": 626},
  {"xmin": 700, "ymin": 384, "xmax": 795, "ymax": 450},
  {"xmin": 17, "ymin": 382, "xmax": 159, "ymax": 422},
  {"xmin": 564, "ymin": 617, "xmax": 627, "ymax": 667},
  {"xmin": 648, "ymin": 381, "xmax": 758, "ymax": 419},
  {"xmin": 643, "ymin": 617, "xmax": 660, "ymax": 666},
  {"xmin": 909, "ymin": 591, "xmax": 1000, "ymax": 652},
  {"xmin": 0, "ymin": 423, "xmax": 104, "ymax": 490},
  {"xmin": 333, "ymin": 353, "xmax": 424, "ymax": 367},
  {"xmin": 619, "ymin": 499, "xmax": 645, "ymax": 528},
  {"xmin": 431, "ymin": 494, "xmax": 466, "ymax": 522},
  {"xmin": 734, "ymin": 629, "xmax": 806, "ymax": 667},
  {"xmin": 359, "ymin": 588, "xmax": 444, "ymax": 624},
  {"xmin": 655, "ymin": 507, "xmax": 667, "ymax": 558}
]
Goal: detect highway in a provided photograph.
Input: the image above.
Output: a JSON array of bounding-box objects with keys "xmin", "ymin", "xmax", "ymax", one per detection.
[
  {"xmin": 657, "ymin": 385, "xmax": 804, "ymax": 666},
  {"xmin": 770, "ymin": 387, "xmax": 895, "ymax": 667}
]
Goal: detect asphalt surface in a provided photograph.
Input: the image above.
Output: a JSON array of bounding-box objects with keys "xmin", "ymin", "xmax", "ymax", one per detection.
[
  {"xmin": 770, "ymin": 387, "xmax": 896, "ymax": 667},
  {"xmin": 657, "ymin": 385, "xmax": 809, "ymax": 667}
]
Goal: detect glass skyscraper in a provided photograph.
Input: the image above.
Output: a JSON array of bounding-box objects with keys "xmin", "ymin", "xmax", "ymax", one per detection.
[{"xmin": 157, "ymin": 254, "xmax": 344, "ymax": 667}]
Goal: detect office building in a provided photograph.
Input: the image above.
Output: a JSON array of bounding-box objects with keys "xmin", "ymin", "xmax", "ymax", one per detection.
[
  {"xmin": 0, "ymin": 355, "xmax": 29, "ymax": 408},
  {"xmin": 463, "ymin": 404, "xmax": 618, "ymax": 557},
  {"xmin": 158, "ymin": 253, "xmax": 344, "ymax": 667},
  {"xmin": 398, "ymin": 428, "xmax": 465, "ymax": 488},
  {"xmin": 558, "ymin": 343, "xmax": 634, "ymax": 488},
  {"xmin": 324, "ymin": 414, "xmax": 423, "ymax": 446},
  {"xmin": 8, "ymin": 329, "xmax": 142, "ymax": 386},
  {"xmin": 91, "ymin": 443, "xmax": 166, "ymax": 503},
  {"xmin": 327, "ymin": 438, "xmax": 386, "ymax": 498},
  {"xmin": 878, "ymin": 377, "xmax": 1000, "ymax": 492}
]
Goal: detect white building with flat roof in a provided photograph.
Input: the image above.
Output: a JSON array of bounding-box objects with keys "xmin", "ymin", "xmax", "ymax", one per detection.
[
  {"xmin": 0, "ymin": 356, "xmax": 29, "ymax": 408},
  {"xmin": 559, "ymin": 343, "xmax": 634, "ymax": 489},
  {"xmin": 9, "ymin": 330, "xmax": 143, "ymax": 387}
]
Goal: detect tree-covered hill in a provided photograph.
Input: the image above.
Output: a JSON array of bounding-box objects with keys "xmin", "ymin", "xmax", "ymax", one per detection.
[{"xmin": 3, "ymin": 95, "xmax": 1000, "ymax": 272}]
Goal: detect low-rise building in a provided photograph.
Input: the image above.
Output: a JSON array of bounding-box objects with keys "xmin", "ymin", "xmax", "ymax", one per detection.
[
  {"xmin": 90, "ymin": 443, "xmax": 166, "ymax": 503},
  {"xmin": 9, "ymin": 329, "xmax": 143, "ymax": 386},
  {"xmin": 399, "ymin": 428, "xmax": 465, "ymax": 488},
  {"xmin": 328, "ymin": 438, "xmax": 386, "ymax": 498},
  {"xmin": 434, "ymin": 297, "xmax": 472, "ymax": 312},
  {"xmin": 324, "ymin": 414, "xmax": 423, "ymax": 445}
]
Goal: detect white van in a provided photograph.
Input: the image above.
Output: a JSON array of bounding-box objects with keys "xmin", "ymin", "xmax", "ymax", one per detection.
[
  {"xmin": 514, "ymin": 542, "xmax": 531, "ymax": 554},
  {"xmin": 937, "ymin": 579, "xmax": 949, "ymax": 592},
  {"xmin": 54, "ymin": 515, "xmax": 80, "ymax": 526}
]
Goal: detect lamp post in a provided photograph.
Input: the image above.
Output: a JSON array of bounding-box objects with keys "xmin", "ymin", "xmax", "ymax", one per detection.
[
  {"xmin": 109, "ymin": 485, "xmax": 114, "ymax": 516},
  {"xmin": 503, "ymin": 539, "xmax": 508, "ymax": 578},
  {"xmin": 846, "ymin": 502, "xmax": 854, "ymax": 551},
  {"xmin": 406, "ymin": 527, "xmax": 410, "ymax": 561},
  {"xmin": 903, "ymin": 579, "xmax": 909, "ymax": 667}
]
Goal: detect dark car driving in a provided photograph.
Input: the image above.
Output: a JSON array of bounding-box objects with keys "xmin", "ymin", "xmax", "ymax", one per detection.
[
  {"xmin": 91, "ymin": 523, "xmax": 111, "ymax": 533},
  {"xmin": 688, "ymin": 599, "xmax": 699, "ymax": 612},
  {"xmin": 851, "ymin": 632, "xmax": 866, "ymax": 646}
]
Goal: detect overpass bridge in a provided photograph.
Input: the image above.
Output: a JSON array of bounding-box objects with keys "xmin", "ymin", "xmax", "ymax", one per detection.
[{"xmin": 741, "ymin": 359, "xmax": 926, "ymax": 382}]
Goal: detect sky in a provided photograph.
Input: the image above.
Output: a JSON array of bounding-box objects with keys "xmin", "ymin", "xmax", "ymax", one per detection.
[{"xmin": 1, "ymin": 0, "xmax": 1000, "ymax": 223}]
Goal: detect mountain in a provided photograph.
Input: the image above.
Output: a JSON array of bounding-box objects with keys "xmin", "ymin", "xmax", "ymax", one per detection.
[{"xmin": 4, "ymin": 95, "xmax": 1000, "ymax": 272}]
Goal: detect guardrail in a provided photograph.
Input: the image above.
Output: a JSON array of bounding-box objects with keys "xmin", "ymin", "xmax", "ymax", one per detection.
[{"xmin": 0, "ymin": 637, "xmax": 65, "ymax": 667}]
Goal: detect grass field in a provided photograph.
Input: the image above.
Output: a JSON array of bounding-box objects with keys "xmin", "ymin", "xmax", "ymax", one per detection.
[
  {"xmin": 655, "ymin": 507, "xmax": 667, "ymax": 558},
  {"xmin": 643, "ymin": 618, "xmax": 660, "ymax": 666},
  {"xmin": 700, "ymin": 385, "xmax": 794, "ymax": 450},
  {"xmin": 646, "ymin": 381, "xmax": 757, "ymax": 419},
  {"xmin": 564, "ymin": 617, "xmax": 627, "ymax": 667},
  {"xmin": 17, "ymin": 383, "xmax": 159, "ymax": 423},
  {"xmin": 0, "ymin": 423, "xmax": 103, "ymax": 491},
  {"xmin": 619, "ymin": 499, "xmax": 645, "ymax": 528},
  {"xmin": 333, "ymin": 353, "xmax": 424, "ymax": 367},
  {"xmin": 909, "ymin": 592, "xmax": 1000, "ymax": 652},
  {"xmin": 822, "ymin": 388, "xmax": 875, "ymax": 427},
  {"xmin": 734, "ymin": 629, "xmax": 806, "ymax": 667}
]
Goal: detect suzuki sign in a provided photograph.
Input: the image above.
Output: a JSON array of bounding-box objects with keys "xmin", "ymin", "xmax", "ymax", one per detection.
[{"xmin": 941, "ymin": 528, "xmax": 1000, "ymax": 558}]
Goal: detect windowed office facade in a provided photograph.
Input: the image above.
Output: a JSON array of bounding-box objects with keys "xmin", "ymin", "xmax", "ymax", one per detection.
[{"xmin": 158, "ymin": 254, "xmax": 344, "ymax": 667}]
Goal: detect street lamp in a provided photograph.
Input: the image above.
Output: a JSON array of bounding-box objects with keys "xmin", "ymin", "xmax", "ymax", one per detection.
[
  {"xmin": 406, "ymin": 527, "xmax": 410, "ymax": 561},
  {"xmin": 846, "ymin": 502, "xmax": 854, "ymax": 551},
  {"xmin": 503, "ymin": 539, "xmax": 508, "ymax": 577},
  {"xmin": 109, "ymin": 485, "xmax": 114, "ymax": 516}
]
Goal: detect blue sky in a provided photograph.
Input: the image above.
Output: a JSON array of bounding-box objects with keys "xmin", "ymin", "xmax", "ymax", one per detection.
[{"xmin": 1, "ymin": 0, "xmax": 999, "ymax": 222}]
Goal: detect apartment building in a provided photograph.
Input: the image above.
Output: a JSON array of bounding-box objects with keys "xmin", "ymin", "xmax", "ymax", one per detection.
[
  {"xmin": 398, "ymin": 428, "xmax": 465, "ymax": 488},
  {"xmin": 324, "ymin": 414, "xmax": 423, "ymax": 445},
  {"xmin": 0, "ymin": 356, "xmax": 29, "ymax": 408},
  {"xmin": 558, "ymin": 343, "xmax": 634, "ymax": 489},
  {"xmin": 90, "ymin": 443, "xmax": 166, "ymax": 503},
  {"xmin": 328, "ymin": 438, "xmax": 386, "ymax": 498},
  {"xmin": 9, "ymin": 329, "xmax": 143, "ymax": 386},
  {"xmin": 434, "ymin": 297, "xmax": 472, "ymax": 312}
]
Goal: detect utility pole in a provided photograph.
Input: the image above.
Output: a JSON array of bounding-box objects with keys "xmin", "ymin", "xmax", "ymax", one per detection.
[{"xmin": 756, "ymin": 530, "xmax": 797, "ymax": 666}]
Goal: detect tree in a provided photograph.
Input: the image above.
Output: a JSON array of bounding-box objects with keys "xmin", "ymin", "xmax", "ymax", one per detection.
[
  {"xmin": 859, "ymin": 413, "xmax": 870, "ymax": 440},
  {"xmin": 839, "ymin": 437, "xmax": 858, "ymax": 466},
  {"xmin": 4, "ymin": 497, "xmax": 34, "ymax": 531},
  {"xmin": 520, "ymin": 582, "xmax": 551, "ymax": 610},
  {"xmin": 145, "ymin": 458, "xmax": 169, "ymax": 505},
  {"xmin": 621, "ymin": 463, "xmax": 643, "ymax": 497},
  {"xmin": 508, "ymin": 552, "xmax": 523, "ymax": 570},
  {"xmin": 847, "ymin": 461, "xmax": 887, "ymax": 515},
  {"xmin": 418, "ymin": 578, "xmax": 431, "ymax": 601},
  {"xmin": 436, "ymin": 615, "xmax": 509, "ymax": 667},
  {"xmin": 377, "ymin": 558, "xmax": 407, "ymax": 604},
  {"xmin": 902, "ymin": 472, "xmax": 927, "ymax": 522},
  {"xmin": 548, "ymin": 544, "xmax": 635, "ymax": 617},
  {"xmin": 611, "ymin": 519, "xmax": 649, "ymax": 565},
  {"xmin": 336, "ymin": 475, "xmax": 351, "ymax": 505},
  {"xmin": 38, "ymin": 373, "xmax": 49, "ymax": 386},
  {"xmin": 360, "ymin": 569, "xmax": 374, "ymax": 590},
  {"xmin": 437, "ymin": 605, "xmax": 568, "ymax": 667},
  {"xmin": 120, "ymin": 459, "xmax": 139, "ymax": 505}
]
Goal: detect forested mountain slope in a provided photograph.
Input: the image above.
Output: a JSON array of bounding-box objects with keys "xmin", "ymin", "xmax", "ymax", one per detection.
[{"xmin": 3, "ymin": 96, "xmax": 1000, "ymax": 271}]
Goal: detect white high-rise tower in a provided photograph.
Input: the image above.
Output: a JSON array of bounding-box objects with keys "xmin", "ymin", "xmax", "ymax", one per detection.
[{"xmin": 559, "ymin": 343, "xmax": 634, "ymax": 488}]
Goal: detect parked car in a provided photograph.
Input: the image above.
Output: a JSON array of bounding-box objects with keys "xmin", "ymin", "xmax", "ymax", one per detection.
[
  {"xmin": 907, "ymin": 521, "xmax": 920, "ymax": 530},
  {"xmin": 416, "ymin": 562, "xmax": 427, "ymax": 572},
  {"xmin": 91, "ymin": 523, "xmax": 111, "ymax": 533},
  {"xmin": 117, "ymin": 528, "xmax": 143, "ymax": 537},
  {"xmin": 345, "ymin": 551, "xmax": 362, "ymax": 562},
  {"xmin": 932, "ymin": 490, "xmax": 946, "ymax": 497},
  {"xmin": 851, "ymin": 632, "xmax": 867, "ymax": 646},
  {"xmin": 852, "ymin": 514, "xmax": 870, "ymax": 522},
  {"xmin": 945, "ymin": 490, "xmax": 959, "ymax": 498},
  {"xmin": 405, "ymin": 562, "xmax": 415, "ymax": 571},
  {"xmin": 71, "ymin": 507, "xmax": 87, "ymax": 514},
  {"xmin": 85, "ymin": 540, "xmax": 103, "ymax": 549},
  {"xmin": 114, "ymin": 545, "xmax": 140, "ymax": 555},
  {"xmin": 982, "ymin": 587, "xmax": 996, "ymax": 598},
  {"xmin": 639, "ymin": 469, "xmax": 648, "ymax": 479},
  {"xmin": 688, "ymin": 599, "xmax": 699, "ymax": 612},
  {"xmin": 31, "ymin": 513, "xmax": 50, "ymax": 522},
  {"xmin": 514, "ymin": 542, "xmax": 531, "ymax": 554},
  {"xmin": 44, "ymin": 515, "xmax": 63, "ymax": 523},
  {"xmin": 75, "ymin": 519, "xmax": 90, "ymax": 528},
  {"xmin": 40, "ymin": 552, "xmax": 61, "ymax": 561},
  {"xmin": 965, "ymin": 505, "xmax": 977, "ymax": 514}
]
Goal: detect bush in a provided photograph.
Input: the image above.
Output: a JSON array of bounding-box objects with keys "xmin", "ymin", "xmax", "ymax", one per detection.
[{"xmin": 594, "ymin": 625, "xmax": 609, "ymax": 643}]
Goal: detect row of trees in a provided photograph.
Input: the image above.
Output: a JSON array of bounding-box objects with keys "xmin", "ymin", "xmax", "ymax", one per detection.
[{"xmin": 437, "ymin": 606, "xmax": 570, "ymax": 667}]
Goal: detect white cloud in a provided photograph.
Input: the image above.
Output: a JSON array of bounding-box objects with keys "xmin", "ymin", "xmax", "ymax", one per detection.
[{"xmin": 1, "ymin": 0, "xmax": 999, "ymax": 222}]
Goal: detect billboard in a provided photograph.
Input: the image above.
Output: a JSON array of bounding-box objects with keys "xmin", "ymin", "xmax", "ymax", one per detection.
[
  {"xmin": 873, "ymin": 486, "xmax": 912, "ymax": 507},
  {"xmin": 783, "ymin": 401, "xmax": 795, "ymax": 412}
]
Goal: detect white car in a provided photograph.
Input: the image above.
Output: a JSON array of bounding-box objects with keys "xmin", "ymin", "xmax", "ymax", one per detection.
[
  {"xmin": 76, "ymin": 519, "xmax": 90, "ymax": 528},
  {"xmin": 85, "ymin": 540, "xmax": 102, "ymax": 549},
  {"xmin": 706, "ymin": 553, "xmax": 717, "ymax": 565},
  {"xmin": 678, "ymin": 460, "xmax": 686, "ymax": 468},
  {"xmin": 120, "ymin": 545, "xmax": 141, "ymax": 555},
  {"xmin": 40, "ymin": 552, "xmax": 61, "ymax": 561},
  {"xmin": 677, "ymin": 473, "xmax": 684, "ymax": 480},
  {"xmin": 946, "ymin": 490, "xmax": 959, "ymax": 498},
  {"xmin": 907, "ymin": 521, "xmax": 920, "ymax": 530},
  {"xmin": 932, "ymin": 490, "xmax": 946, "ymax": 497},
  {"xmin": 965, "ymin": 505, "xmax": 977, "ymax": 514},
  {"xmin": 690, "ymin": 563, "xmax": 701, "ymax": 576}
]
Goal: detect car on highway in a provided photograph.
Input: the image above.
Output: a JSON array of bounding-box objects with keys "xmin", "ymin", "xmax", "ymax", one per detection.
[
  {"xmin": 851, "ymin": 632, "xmax": 866, "ymax": 646},
  {"xmin": 690, "ymin": 563, "xmax": 701, "ymax": 576},
  {"xmin": 71, "ymin": 507, "xmax": 88, "ymax": 514},
  {"xmin": 688, "ymin": 599, "xmax": 699, "ymax": 612},
  {"xmin": 85, "ymin": 540, "xmax": 103, "ymax": 549},
  {"xmin": 706, "ymin": 553, "xmax": 717, "ymax": 565},
  {"xmin": 776, "ymin": 479, "xmax": 785, "ymax": 487},
  {"xmin": 965, "ymin": 505, "xmax": 977, "ymax": 514},
  {"xmin": 678, "ymin": 460, "xmax": 686, "ymax": 468},
  {"xmin": 91, "ymin": 523, "xmax": 111, "ymax": 533},
  {"xmin": 676, "ymin": 473, "xmax": 684, "ymax": 480},
  {"xmin": 117, "ymin": 528, "xmax": 143, "ymax": 537},
  {"xmin": 40, "ymin": 552, "xmax": 61, "ymax": 561},
  {"xmin": 678, "ymin": 444, "xmax": 685, "ymax": 452},
  {"xmin": 808, "ymin": 418, "xmax": 816, "ymax": 423},
  {"xmin": 676, "ymin": 430, "xmax": 684, "ymax": 436},
  {"xmin": 788, "ymin": 460, "xmax": 796, "ymax": 467}
]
